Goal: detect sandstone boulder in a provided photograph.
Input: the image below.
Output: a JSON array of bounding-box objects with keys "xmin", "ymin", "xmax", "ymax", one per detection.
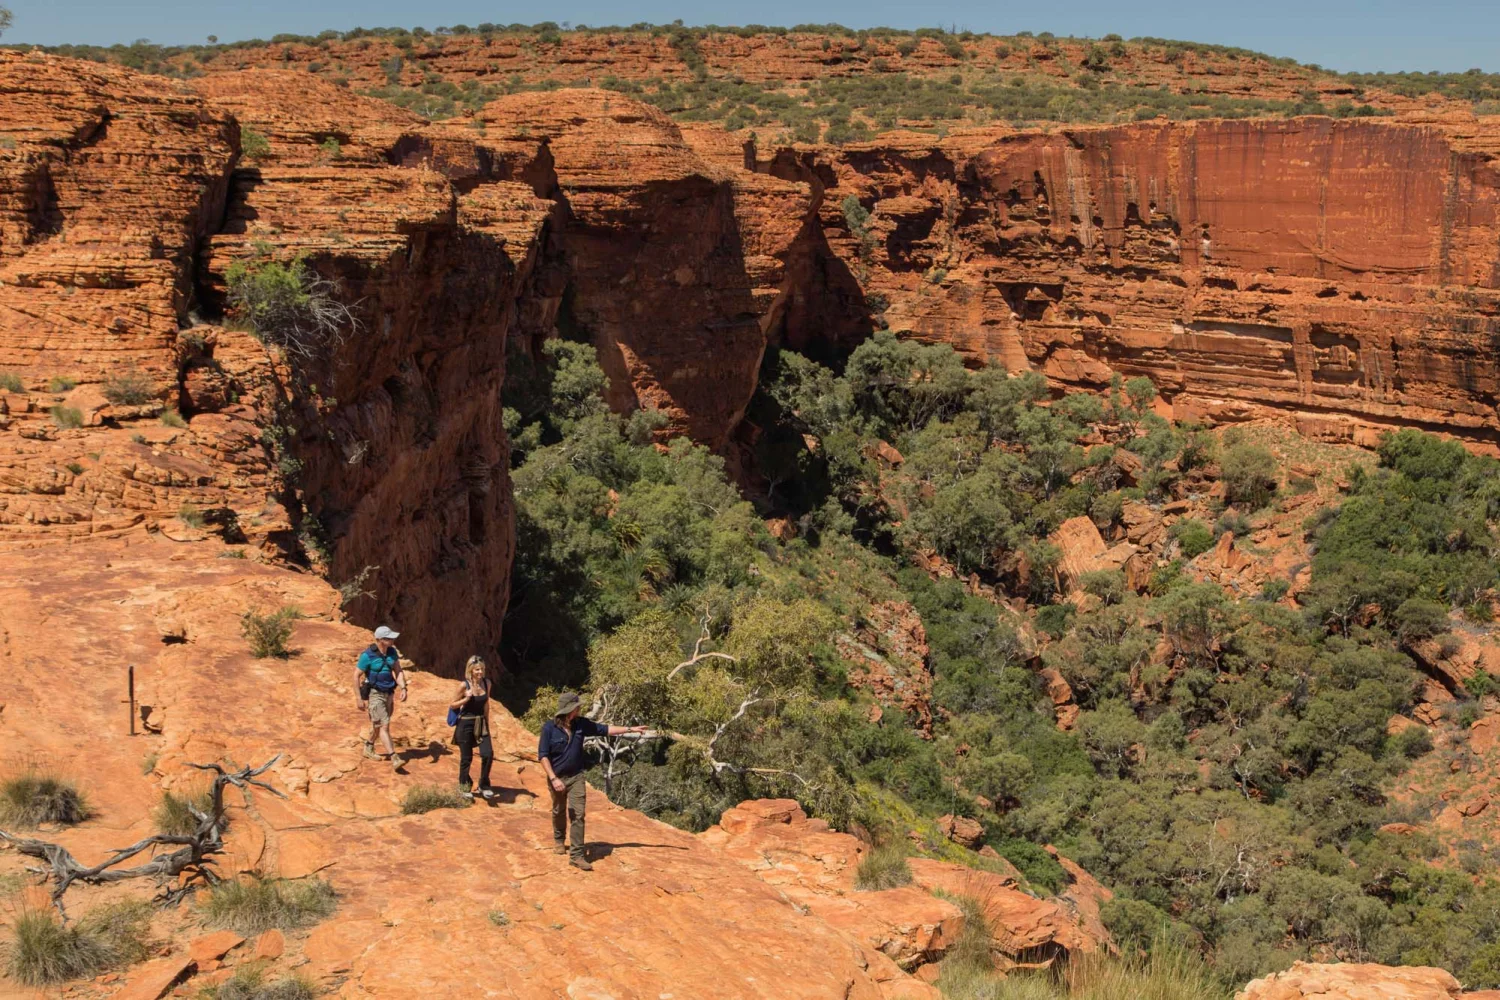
[{"xmin": 1235, "ymin": 962, "xmax": 1465, "ymax": 1000}]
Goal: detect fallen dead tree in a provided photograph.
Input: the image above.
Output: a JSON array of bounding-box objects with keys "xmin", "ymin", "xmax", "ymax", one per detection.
[{"xmin": 0, "ymin": 756, "xmax": 282, "ymax": 918}]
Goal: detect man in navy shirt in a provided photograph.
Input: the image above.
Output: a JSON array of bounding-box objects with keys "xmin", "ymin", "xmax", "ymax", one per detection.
[{"xmin": 538, "ymin": 691, "xmax": 647, "ymax": 870}]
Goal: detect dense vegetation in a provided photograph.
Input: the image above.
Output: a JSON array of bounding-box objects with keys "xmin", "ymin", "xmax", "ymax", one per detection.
[{"xmin": 501, "ymin": 333, "xmax": 1500, "ymax": 987}]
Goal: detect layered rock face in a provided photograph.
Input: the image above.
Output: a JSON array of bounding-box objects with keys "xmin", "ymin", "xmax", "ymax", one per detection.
[
  {"xmin": 190, "ymin": 71, "xmax": 557, "ymax": 670},
  {"xmin": 793, "ymin": 117, "xmax": 1500, "ymax": 447},
  {"xmin": 476, "ymin": 89, "xmax": 828, "ymax": 447},
  {"xmin": 0, "ymin": 54, "xmax": 562, "ymax": 669}
]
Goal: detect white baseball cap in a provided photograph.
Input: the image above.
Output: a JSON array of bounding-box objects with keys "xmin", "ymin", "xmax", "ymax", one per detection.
[{"xmin": 374, "ymin": 625, "xmax": 400, "ymax": 640}]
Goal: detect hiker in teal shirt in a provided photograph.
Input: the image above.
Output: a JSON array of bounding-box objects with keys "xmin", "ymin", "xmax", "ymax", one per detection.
[{"xmin": 357, "ymin": 625, "xmax": 407, "ymax": 772}]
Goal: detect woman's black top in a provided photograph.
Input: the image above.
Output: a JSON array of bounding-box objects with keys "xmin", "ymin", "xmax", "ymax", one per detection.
[
  {"xmin": 455, "ymin": 681, "xmax": 491, "ymax": 745},
  {"xmin": 459, "ymin": 682, "xmax": 489, "ymax": 717}
]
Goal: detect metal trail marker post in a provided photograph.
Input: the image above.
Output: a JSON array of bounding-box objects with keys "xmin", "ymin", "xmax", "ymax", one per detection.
[{"xmin": 128, "ymin": 664, "xmax": 136, "ymax": 736}]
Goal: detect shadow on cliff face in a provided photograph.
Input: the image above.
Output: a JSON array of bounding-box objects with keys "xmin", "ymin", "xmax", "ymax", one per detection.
[{"xmin": 193, "ymin": 153, "xmax": 547, "ymax": 675}]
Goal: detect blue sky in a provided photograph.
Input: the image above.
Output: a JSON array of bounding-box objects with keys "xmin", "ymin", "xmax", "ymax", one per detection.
[{"xmin": 8, "ymin": 0, "xmax": 1497, "ymax": 73}]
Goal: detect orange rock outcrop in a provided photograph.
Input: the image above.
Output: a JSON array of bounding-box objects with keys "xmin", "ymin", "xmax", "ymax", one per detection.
[
  {"xmin": 703, "ymin": 798, "xmax": 1111, "ymax": 977},
  {"xmin": 0, "ymin": 539, "xmax": 902, "ymax": 999},
  {"xmin": 1236, "ymin": 961, "xmax": 1500, "ymax": 999}
]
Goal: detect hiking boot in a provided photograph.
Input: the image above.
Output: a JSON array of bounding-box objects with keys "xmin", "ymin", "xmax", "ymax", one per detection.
[
  {"xmin": 458, "ymin": 783, "xmax": 475, "ymax": 800},
  {"xmin": 390, "ymin": 755, "xmax": 405, "ymax": 774},
  {"xmin": 478, "ymin": 786, "xmax": 497, "ymax": 800},
  {"xmin": 552, "ymin": 842, "xmax": 568, "ymax": 855},
  {"xmin": 362, "ymin": 741, "xmax": 380, "ymax": 760},
  {"xmin": 569, "ymin": 856, "xmax": 593, "ymax": 872}
]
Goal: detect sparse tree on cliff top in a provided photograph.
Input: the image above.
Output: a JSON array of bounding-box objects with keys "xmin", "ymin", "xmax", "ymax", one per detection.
[{"xmin": 0, "ymin": 8, "xmax": 12, "ymax": 38}]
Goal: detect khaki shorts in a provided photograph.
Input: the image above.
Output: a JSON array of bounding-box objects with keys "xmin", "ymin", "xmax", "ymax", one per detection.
[{"xmin": 367, "ymin": 689, "xmax": 393, "ymax": 725}]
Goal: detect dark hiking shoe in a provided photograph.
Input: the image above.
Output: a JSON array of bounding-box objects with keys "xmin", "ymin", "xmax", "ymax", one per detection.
[{"xmin": 569, "ymin": 856, "xmax": 593, "ymax": 871}]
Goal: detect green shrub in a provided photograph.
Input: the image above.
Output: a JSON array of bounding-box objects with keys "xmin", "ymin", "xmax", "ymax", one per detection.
[
  {"xmin": 1466, "ymin": 600, "xmax": 1495, "ymax": 624},
  {"xmin": 65, "ymin": 462, "xmax": 84, "ymax": 475},
  {"xmin": 854, "ymin": 844, "xmax": 913, "ymax": 890},
  {"xmin": 179, "ymin": 504, "xmax": 206, "ymax": 528},
  {"xmin": 101, "ymin": 369, "xmax": 155, "ymax": 405},
  {"xmin": 1393, "ymin": 597, "xmax": 1450, "ymax": 643},
  {"xmin": 1078, "ymin": 569, "xmax": 1127, "ymax": 606},
  {"xmin": 987, "ymin": 837, "xmax": 1068, "ymax": 893},
  {"xmin": 317, "ymin": 136, "xmax": 342, "ymax": 160},
  {"xmin": 241, "ymin": 127, "xmax": 271, "ymax": 161},
  {"xmin": 1170, "ymin": 518, "xmax": 1215, "ymax": 558},
  {"xmin": 1391, "ymin": 724, "xmax": 1433, "ymax": 759},
  {"xmin": 131, "ymin": 433, "xmax": 148, "ymax": 444},
  {"xmin": 0, "ymin": 372, "xmax": 23, "ymax": 391},
  {"xmin": 1215, "ymin": 510, "xmax": 1252, "ymax": 538},
  {"xmin": 152, "ymin": 787, "xmax": 215, "ymax": 836},
  {"xmin": 401, "ymin": 784, "xmax": 471, "ymax": 815},
  {"xmin": 204, "ymin": 965, "xmax": 315, "ymax": 1000},
  {"xmin": 240, "ymin": 606, "xmax": 298, "ymax": 658},
  {"xmin": 1220, "ymin": 443, "xmax": 1278, "ymax": 509},
  {"xmin": 1258, "ymin": 578, "xmax": 1291, "ymax": 603},
  {"xmin": 1034, "ymin": 603, "xmax": 1075, "ymax": 639},
  {"xmin": 0, "ymin": 772, "xmax": 89, "ymax": 828},
  {"xmin": 46, "ymin": 376, "xmax": 76, "ymax": 393},
  {"xmin": 225, "ymin": 256, "xmax": 353, "ymax": 358},
  {"xmin": 159, "ymin": 409, "xmax": 187, "ymax": 428},
  {"xmin": 50, "ymin": 406, "xmax": 83, "ymax": 429},
  {"xmin": 201, "ymin": 877, "xmax": 336, "ymax": 934}
]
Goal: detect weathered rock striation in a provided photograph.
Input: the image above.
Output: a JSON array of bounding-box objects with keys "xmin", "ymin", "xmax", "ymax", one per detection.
[{"xmin": 780, "ymin": 116, "xmax": 1500, "ymax": 448}]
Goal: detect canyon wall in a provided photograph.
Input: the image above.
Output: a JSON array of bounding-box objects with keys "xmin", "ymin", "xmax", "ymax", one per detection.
[
  {"xmin": 0, "ymin": 55, "xmax": 556, "ymax": 669},
  {"xmin": 0, "ymin": 57, "xmax": 837, "ymax": 668},
  {"xmin": 779, "ymin": 116, "xmax": 1500, "ymax": 447},
  {"xmin": 6, "ymin": 51, "xmax": 1500, "ymax": 669}
]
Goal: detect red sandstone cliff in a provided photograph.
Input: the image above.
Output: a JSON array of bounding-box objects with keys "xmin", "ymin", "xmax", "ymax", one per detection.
[{"xmin": 767, "ymin": 115, "xmax": 1500, "ymax": 447}]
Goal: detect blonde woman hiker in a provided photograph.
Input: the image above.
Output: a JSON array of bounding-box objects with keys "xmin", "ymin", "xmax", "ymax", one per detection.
[
  {"xmin": 357, "ymin": 625, "xmax": 407, "ymax": 772},
  {"xmin": 450, "ymin": 655, "xmax": 496, "ymax": 799}
]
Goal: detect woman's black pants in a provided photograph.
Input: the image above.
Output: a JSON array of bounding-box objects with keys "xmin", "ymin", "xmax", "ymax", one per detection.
[{"xmin": 456, "ymin": 720, "xmax": 494, "ymax": 789}]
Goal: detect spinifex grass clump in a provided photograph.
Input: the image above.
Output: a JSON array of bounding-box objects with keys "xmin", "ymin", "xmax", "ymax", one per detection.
[
  {"xmin": 201, "ymin": 877, "xmax": 336, "ymax": 934},
  {"xmin": 152, "ymin": 787, "xmax": 217, "ymax": 836},
  {"xmin": 0, "ymin": 772, "xmax": 88, "ymax": 828},
  {"xmin": 205, "ymin": 965, "xmax": 317, "ymax": 1000},
  {"xmin": 401, "ymin": 784, "xmax": 471, "ymax": 815},
  {"xmin": 853, "ymin": 843, "xmax": 913, "ymax": 890},
  {"xmin": 5, "ymin": 901, "xmax": 152, "ymax": 986}
]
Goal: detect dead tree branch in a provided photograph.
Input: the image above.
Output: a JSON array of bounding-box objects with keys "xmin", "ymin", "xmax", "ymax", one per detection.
[
  {"xmin": 0, "ymin": 756, "xmax": 284, "ymax": 919},
  {"xmin": 665, "ymin": 609, "xmax": 738, "ymax": 681}
]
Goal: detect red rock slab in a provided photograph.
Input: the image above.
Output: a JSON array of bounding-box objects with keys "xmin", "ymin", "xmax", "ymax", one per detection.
[
  {"xmin": 186, "ymin": 931, "xmax": 243, "ymax": 965},
  {"xmin": 253, "ymin": 929, "xmax": 285, "ymax": 960},
  {"xmin": 109, "ymin": 955, "xmax": 195, "ymax": 1000}
]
